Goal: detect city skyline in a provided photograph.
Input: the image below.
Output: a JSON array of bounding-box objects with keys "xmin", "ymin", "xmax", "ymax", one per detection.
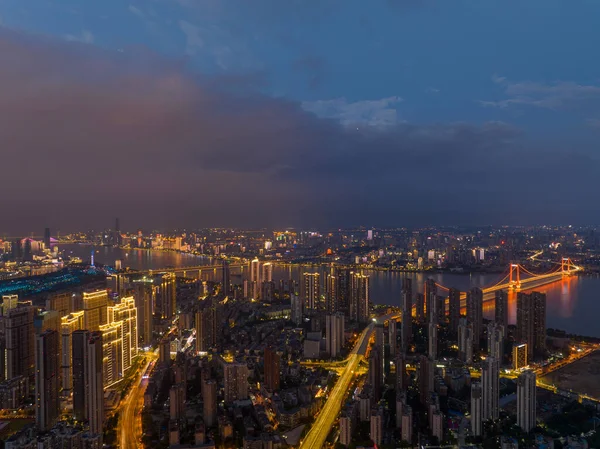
[{"xmin": 1, "ymin": 1, "xmax": 600, "ymax": 232}]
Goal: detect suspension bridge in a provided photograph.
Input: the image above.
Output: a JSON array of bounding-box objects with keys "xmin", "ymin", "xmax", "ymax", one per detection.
[{"xmin": 433, "ymin": 257, "xmax": 581, "ymax": 301}]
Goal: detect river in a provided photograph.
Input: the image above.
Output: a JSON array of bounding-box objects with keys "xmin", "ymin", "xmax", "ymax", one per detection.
[{"xmin": 60, "ymin": 244, "xmax": 600, "ymax": 338}]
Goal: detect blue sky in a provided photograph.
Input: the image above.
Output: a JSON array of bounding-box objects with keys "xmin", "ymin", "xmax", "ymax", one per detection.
[{"xmin": 0, "ymin": 0, "xmax": 599, "ymax": 231}]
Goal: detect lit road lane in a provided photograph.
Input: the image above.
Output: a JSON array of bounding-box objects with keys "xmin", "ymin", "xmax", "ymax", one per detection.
[
  {"xmin": 300, "ymin": 322, "xmax": 377, "ymax": 449},
  {"xmin": 118, "ymin": 354, "xmax": 156, "ymax": 449}
]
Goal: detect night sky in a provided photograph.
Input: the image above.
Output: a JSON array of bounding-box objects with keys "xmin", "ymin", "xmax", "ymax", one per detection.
[{"xmin": 1, "ymin": 0, "xmax": 599, "ymax": 233}]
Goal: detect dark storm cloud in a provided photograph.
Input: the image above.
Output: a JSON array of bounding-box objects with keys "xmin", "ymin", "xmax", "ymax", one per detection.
[{"xmin": 0, "ymin": 27, "xmax": 596, "ymax": 233}]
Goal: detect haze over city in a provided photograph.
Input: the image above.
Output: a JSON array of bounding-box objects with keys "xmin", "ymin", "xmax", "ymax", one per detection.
[{"xmin": 2, "ymin": 0, "xmax": 600, "ymax": 233}]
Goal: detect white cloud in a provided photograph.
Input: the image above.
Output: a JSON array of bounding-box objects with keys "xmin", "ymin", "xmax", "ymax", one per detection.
[
  {"xmin": 179, "ymin": 20, "xmax": 204, "ymax": 55},
  {"xmin": 302, "ymin": 96, "xmax": 403, "ymax": 128},
  {"xmin": 482, "ymin": 76, "xmax": 600, "ymax": 110},
  {"xmin": 65, "ymin": 30, "xmax": 94, "ymax": 44},
  {"xmin": 128, "ymin": 5, "xmax": 144, "ymax": 18}
]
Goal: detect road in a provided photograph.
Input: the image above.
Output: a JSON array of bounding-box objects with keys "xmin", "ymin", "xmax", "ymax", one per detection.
[
  {"xmin": 118, "ymin": 354, "xmax": 156, "ymax": 449},
  {"xmin": 299, "ymin": 314, "xmax": 398, "ymax": 449}
]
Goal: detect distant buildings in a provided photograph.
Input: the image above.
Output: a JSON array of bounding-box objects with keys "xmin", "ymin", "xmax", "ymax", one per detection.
[{"xmin": 517, "ymin": 370, "xmax": 537, "ymax": 432}]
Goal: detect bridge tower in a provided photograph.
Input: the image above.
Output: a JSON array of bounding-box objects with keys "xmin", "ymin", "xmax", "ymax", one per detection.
[
  {"xmin": 509, "ymin": 263, "xmax": 521, "ymax": 290},
  {"xmin": 561, "ymin": 257, "xmax": 572, "ymax": 276}
]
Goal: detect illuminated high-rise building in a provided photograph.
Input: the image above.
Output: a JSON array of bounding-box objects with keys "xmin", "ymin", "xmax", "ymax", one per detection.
[
  {"xmin": 513, "ymin": 344, "xmax": 528, "ymax": 370},
  {"xmin": 35, "ymin": 330, "xmax": 60, "ymax": 431},
  {"xmin": 46, "ymin": 291, "xmax": 73, "ymax": 318},
  {"xmin": 326, "ymin": 313, "xmax": 345, "ymax": 358},
  {"xmin": 4, "ymin": 306, "xmax": 35, "ymax": 381},
  {"xmin": 516, "ymin": 291, "xmax": 546, "ymax": 361},
  {"xmin": 108, "ymin": 296, "xmax": 138, "ymax": 371},
  {"xmin": 471, "ymin": 382, "xmax": 483, "ymax": 437},
  {"xmin": 98, "ymin": 321, "xmax": 123, "ymax": 387},
  {"xmin": 221, "ymin": 259, "xmax": 231, "ymax": 295},
  {"xmin": 389, "ymin": 319, "xmax": 397, "ymax": 356},
  {"xmin": 133, "ymin": 280, "xmax": 154, "ymax": 346},
  {"xmin": 302, "ymin": 273, "xmax": 320, "ymax": 311},
  {"xmin": 487, "ymin": 322, "xmax": 504, "ymax": 361},
  {"xmin": 495, "ymin": 290, "xmax": 509, "ymax": 331},
  {"xmin": 466, "ymin": 288, "xmax": 483, "ymax": 350},
  {"xmin": 72, "ymin": 330, "xmax": 104, "ymax": 437},
  {"xmin": 82, "ymin": 290, "xmax": 109, "ymax": 331},
  {"xmin": 424, "ymin": 279, "xmax": 437, "ymax": 324},
  {"xmin": 448, "ymin": 288, "xmax": 461, "ymax": 336},
  {"xmin": 326, "ymin": 273, "xmax": 338, "ymax": 314},
  {"xmin": 170, "ymin": 383, "xmax": 185, "ymax": 420},
  {"xmin": 482, "ymin": 356, "xmax": 499, "ymax": 421},
  {"xmin": 401, "ymin": 279, "xmax": 412, "ymax": 349},
  {"xmin": 60, "ymin": 311, "xmax": 84, "ymax": 392},
  {"xmin": 250, "ymin": 259, "xmax": 261, "ymax": 300},
  {"xmin": 224, "ymin": 362, "xmax": 249, "ymax": 402},
  {"xmin": 428, "ymin": 323, "xmax": 438, "ymax": 359},
  {"xmin": 262, "ymin": 263, "xmax": 273, "ymax": 283},
  {"xmin": 337, "ymin": 269, "xmax": 351, "ymax": 315},
  {"xmin": 264, "ymin": 347, "xmax": 280, "ymax": 392},
  {"xmin": 1, "ymin": 294, "xmax": 19, "ymax": 315},
  {"xmin": 195, "ymin": 306, "xmax": 217, "ymax": 353},
  {"xmin": 517, "ymin": 370, "xmax": 536, "ymax": 432},
  {"xmin": 290, "ymin": 293, "xmax": 303, "ymax": 326},
  {"xmin": 458, "ymin": 318, "xmax": 473, "ymax": 364},
  {"xmin": 350, "ymin": 272, "xmax": 369, "ymax": 323},
  {"xmin": 418, "ymin": 356, "xmax": 434, "ymax": 405},
  {"xmin": 370, "ymin": 407, "xmax": 383, "ymax": 446},
  {"xmin": 158, "ymin": 273, "xmax": 177, "ymax": 320}
]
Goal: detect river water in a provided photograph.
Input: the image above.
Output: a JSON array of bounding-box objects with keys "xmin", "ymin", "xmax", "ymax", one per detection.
[{"xmin": 60, "ymin": 244, "xmax": 600, "ymax": 338}]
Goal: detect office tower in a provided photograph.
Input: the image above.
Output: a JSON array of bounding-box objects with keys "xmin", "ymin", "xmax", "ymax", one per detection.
[
  {"xmin": 290, "ymin": 293, "xmax": 303, "ymax": 325},
  {"xmin": 466, "ymin": 287, "xmax": 483, "ymax": 350},
  {"xmin": 428, "ymin": 323, "xmax": 438, "ymax": 359},
  {"xmin": 264, "ymin": 347, "xmax": 280, "ymax": 391},
  {"xmin": 202, "ymin": 378, "xmax": 217, "ymax": 427},
  {"xmin": 350, "ymin": 272, "xmax": 370, "ymax": 323},
  {"xmin": 158, "ymin": 273, "xmax": 177, "ymax": 320},
  {"xmin": 513, "ymin": 344, "xmax": 528, "ymax": 370},
  {"xmin": 424, "ymin": 279, "xmax": 437, "ymax": 323},
  {"xmin": 482, "ymin": 356, "xmax": 499, "ymax": 421},
  {"xmin": 82, "ymin": 290, "xmax": 109, "ymax": 331},
  {"xmin": 471, "ymin": 382, "xmax": 483, "ymax": 437},
  {"xmin": 170, "ymin": 383, "xmax": 185, "ymax": 420},
  {"xmin": 337, "ymin": 269, "xmax": 351, "ymax": 315},
  {"xmin": 46, "ymin": 292, "xmax": 72, "ymax": 317},
  {"xmin": 195, "ymin": 306, "xmax": 217, "ymax": 352},
  {"xmin": 516, "ymin": 292, "xmax": 546, "ymax": 360},
  {"xmin": 44, "ymin": 227, "xmax": 51, "ymax": 248},
  {"xmin": 432, "ymin": 410, "xmax": 444, "ymax": 441},
  {"xmin": 369, "ymin": 344, "xmax": 383, "ymax": 401},
  {"xmin": 517, "ymin": 370, "xmax": 536, "ymax": 432},
  {"xmin": 495, "ymin": 290, "xmax": 509, "ymax": 331},
  {"xmin": 458, "ymin": 318, "xmax": 473, "ymax": 364},
  {"xmin": 370, "ymin": 407, "xmax": 383, "ymax": 446},
  {"xmin": 448, "ymin": 288, "xmax": 461, "ymax": 336},
  {"xmin": 487, "ymin": 322, "xmax": 504, "ymax": 361},
  {"xmin": 221, "ymin": 260, "xmax": 231, "ymax": 294},
  {"xmin": 1, "ymin": 294, "xmax": 19, "ymax": 315},
  {"xmin": 339, "ymin": 415, "xmax": 352, "ymax": 446},
  {"xmin": 419, "ymin": 356, "xmax": 434, "ymax": 404},
  {"xmin": 303, "ymin": 273, "xmax": 320, "ymax": 311},
  {"xmin": 35, "ymin": 330, "xmax": 60, "ymax": 431},
  {"xmin": 5, "ymin": 306, "xmax": 35, "ymax": 381},
  {"xmin": 72, "ymin": 330, "xmax": 104, "ymax": 434},
  {"xmin": 401, "ymin": 406, "xmax": 413, "ymax": 443},
  {"xmin": 250, "ymin": 258, "xmax": 261, "ymax": 300},
  {"xmin": 415, "ymin": 293, "xmax": 425, "ymax": 323},
  {"xmin": 396, "ymin": 352, "xmax": 407, "ymax": 391},
  {"xmin": 326, "ymin": 273, "xmax": 338, "ymax": 314},
  {"xmin": 326, "ymin": 313, "xmax": 345, "ymax": 358},
  {"xmin": 224, "ymin": 363, "xmax": 249, "ymax": 402},
  {"xmin": 60, "ymin": 311, "xmax": 84, "ymax": 392},
  {"xmin": 389, "ymin": 319, "xmax": 397, "ymax": 356},
  {"xmin": 133, "ymin": 281, "xmax": 154, "ymax": 346}
]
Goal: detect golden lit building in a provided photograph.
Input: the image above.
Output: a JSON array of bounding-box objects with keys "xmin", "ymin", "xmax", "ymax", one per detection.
[
  {"xmin": 82, "ymin": 290, "xmax": 109, "ymax": 331},
  {"xmin": 60, "ymin": 311, "xmax": 85, "ymax": 392}
]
